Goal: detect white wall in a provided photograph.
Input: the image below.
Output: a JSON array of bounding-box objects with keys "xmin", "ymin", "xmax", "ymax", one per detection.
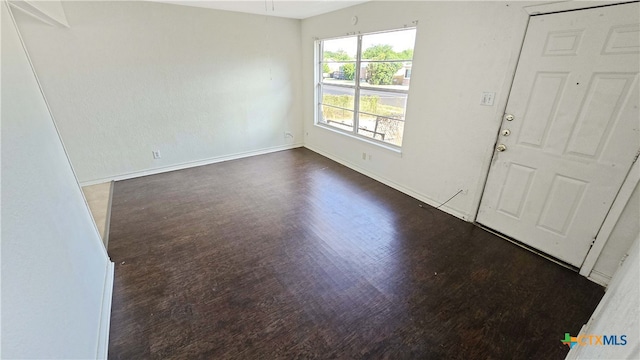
[
  {"xmin": 1, "ymin": 2, "xmax": 113, "ymax": 358},
  {"xmin": 13, "ymin": 1, "xmax": 303, "ymax": 184},
  {"xmin": 25, "ymin": 0, "xmax": 69, "ymax": 26},
  {"xmin": 301, "ymin": 1, "xmax": 533, "ymax": 221},
  {"xmin": 10, "ymin": 0, "xmax": 69, "ymax": 27},
  {"xmin": 567, "ymin": 236, "xmax": 639, "ymax": 360}
]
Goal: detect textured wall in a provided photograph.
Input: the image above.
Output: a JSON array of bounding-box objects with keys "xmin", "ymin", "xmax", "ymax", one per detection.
[
  {"xmin": 14, "ymin": 1, "xmax": 303, "ymax": 183},
  {"xmin": 1, "ymin": 3, "xmax": 111, "ymax": 358}
]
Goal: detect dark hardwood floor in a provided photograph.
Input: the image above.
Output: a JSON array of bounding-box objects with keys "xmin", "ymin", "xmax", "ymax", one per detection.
[{"xmin": 108, "ymin": 148, "xmax": 603, "ymax": 359}]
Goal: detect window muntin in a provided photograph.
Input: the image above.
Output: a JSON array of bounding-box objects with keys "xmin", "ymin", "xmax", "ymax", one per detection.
[
  {"xmin": 317, "ymin": 28, "xmax": 416, "ymax": 148},
  {"xmin": 320, "ymin": 85, "xmax": 355, "ymax": 130}
]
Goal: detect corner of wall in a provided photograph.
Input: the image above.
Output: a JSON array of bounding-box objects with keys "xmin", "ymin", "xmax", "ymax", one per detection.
[{"xmin": 9, "ymin": 0, "xmax": 69, "ymax": 27}]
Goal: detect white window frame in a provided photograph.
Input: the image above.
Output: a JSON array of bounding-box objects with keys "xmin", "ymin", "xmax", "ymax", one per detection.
[{"xmin": 314, "ymin": 28, "xmax": 415, "ymax": 150}]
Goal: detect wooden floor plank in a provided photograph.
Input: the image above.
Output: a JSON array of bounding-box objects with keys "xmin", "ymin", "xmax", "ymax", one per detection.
[{"xmin": 108, "ymin": 148, "xmax": 603, "ymax": 359}]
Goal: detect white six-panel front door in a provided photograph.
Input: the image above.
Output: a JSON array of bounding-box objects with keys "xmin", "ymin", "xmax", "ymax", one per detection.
[{"xmin": 477, "ymin": 3, "xmax": 640, "ymax": 267}]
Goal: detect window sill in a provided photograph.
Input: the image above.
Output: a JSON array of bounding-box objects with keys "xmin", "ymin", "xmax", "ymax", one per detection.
[{"xmin": 314, "ymin": 122, "xmax": 403, "ymax": 157}]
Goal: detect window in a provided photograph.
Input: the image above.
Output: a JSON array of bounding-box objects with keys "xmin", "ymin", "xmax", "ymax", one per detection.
[{"xmin": 316, "ymin": 28, "xmax": 416, "ymax": 148}]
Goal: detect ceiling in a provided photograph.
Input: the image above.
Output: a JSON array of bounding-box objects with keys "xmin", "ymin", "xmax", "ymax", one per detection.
[{"xmin": 151, "ymin": 0, "xmax": 370, "ymax": 19}]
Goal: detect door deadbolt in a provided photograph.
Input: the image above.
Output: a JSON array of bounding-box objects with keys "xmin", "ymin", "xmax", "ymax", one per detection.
[
  {"xmin": 501, "ymin": 129, "xmax": 511, "ymax": 136},
  {"xmin": 496, "ymin": 144, "xmax": 507, "ymax": 152},
  {"xmin": 505, "ymin": 114, "xmax": 515, "ymax": 121}
]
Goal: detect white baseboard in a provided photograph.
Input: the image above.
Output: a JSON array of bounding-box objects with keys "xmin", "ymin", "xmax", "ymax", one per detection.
[
  {"xmin": 97, "ymin": 261, "xmax": 115, "ymax": 360},
  {"xmin": 304, "ymin": 145, "xmax": 471, "ymax": 222},
  {"xmin": 80, "ymin": 143, "xmax": 304, "ymax": 186},
  {"xmin": 587, "ymin": 269, "xmax": 612, "ymax": 287}
]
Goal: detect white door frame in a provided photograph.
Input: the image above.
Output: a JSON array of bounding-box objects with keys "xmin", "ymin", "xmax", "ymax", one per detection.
[
  {"xmin": 474, "ymin": 0, "xmax": 640, "ymax": 277},
  {"xmin": 580, "ymin": 158, "xmax": 640, "ymax": 277}
]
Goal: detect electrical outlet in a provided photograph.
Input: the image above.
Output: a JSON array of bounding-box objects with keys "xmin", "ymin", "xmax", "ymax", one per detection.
[
  {"xmin": 152, "ymin": 150, "xmax": 161, "ymax": 159},
  {"xmin": 362, "ymin": 152, "xmax": 366, "ymax": 160}
]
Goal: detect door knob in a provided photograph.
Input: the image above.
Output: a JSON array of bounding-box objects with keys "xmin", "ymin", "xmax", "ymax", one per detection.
[
  {"xmin": 496, "ymin": 144, "xmax": 507, "ymax": 152},
  {"xmin": 505, "ymin": 114, "xmax": 515, "ymax": 121},
  {"xmin": 501, "ymin": 129, "xmax": 511, "ymax": 136}
]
